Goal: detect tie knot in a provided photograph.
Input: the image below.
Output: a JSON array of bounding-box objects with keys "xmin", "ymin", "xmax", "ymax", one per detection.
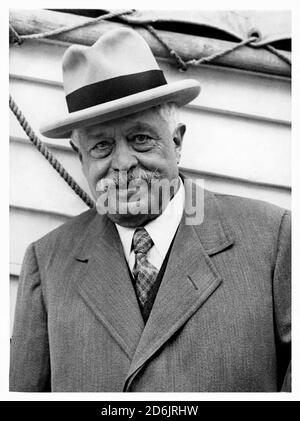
[{"xmin": 132, "ymin": 228, "xmax": 153, "ymax": 256}]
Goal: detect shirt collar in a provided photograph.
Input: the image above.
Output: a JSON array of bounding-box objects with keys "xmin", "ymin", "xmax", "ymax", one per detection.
[{"xmin": 115, "ymin": 177, "xmax": 185, "ymax": 260}]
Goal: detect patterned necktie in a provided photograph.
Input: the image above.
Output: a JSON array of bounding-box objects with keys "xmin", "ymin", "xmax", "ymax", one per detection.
[{"xmin": 132, "ymin": 227, "xmax": 158, "ymax": 308}]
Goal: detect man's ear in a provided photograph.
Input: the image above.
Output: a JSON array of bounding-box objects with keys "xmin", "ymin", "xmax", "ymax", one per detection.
[{"xmin": 173, "ymin": 123, "xmax": 186, "ymax": 163}]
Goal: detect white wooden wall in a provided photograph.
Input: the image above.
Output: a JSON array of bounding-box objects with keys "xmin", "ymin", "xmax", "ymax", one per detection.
[{"xmin": 9, "ymin": 39, "xmax": 291, "ymax": 332}]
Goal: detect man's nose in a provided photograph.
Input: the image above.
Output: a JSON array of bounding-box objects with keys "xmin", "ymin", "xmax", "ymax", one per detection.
[{"xmin": 111, "ymin": 139, "xmax": 138, "ymax": 171}]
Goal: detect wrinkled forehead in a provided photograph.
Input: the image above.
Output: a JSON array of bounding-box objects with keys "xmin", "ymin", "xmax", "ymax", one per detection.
[{"xmin": 75, "ymin": 107, "xmax": 166, "ymax": 138}]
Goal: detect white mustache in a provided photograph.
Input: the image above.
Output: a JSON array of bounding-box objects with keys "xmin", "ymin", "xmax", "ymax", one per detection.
[{"xmin": 96, "ymin": 169, "xmax": 161, "ymax": 193}]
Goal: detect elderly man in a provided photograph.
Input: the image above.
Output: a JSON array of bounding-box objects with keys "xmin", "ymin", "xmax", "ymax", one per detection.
[{"xmin": 10, "ymin": 28, "xmax": 291, "ymax": 392}]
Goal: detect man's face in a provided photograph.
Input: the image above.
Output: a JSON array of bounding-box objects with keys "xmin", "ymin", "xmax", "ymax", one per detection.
[{"xmin": 75, "ymin": 107, "xmax": 185, "ymax": 227}]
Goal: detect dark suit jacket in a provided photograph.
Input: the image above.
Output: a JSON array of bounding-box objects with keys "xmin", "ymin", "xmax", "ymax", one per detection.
[{"xmin": 10, "ymin": 182, "xmax": 291, "ymax": 392}]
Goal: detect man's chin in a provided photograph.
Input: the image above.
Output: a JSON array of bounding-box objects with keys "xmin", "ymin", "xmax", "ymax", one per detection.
[
  {"xmin": 106, "ymin": 211, "xmax": 160, "ymax": 228},
  {"xmin": 96, "ymin": 193, "xmax": 162, "ymax": 227}
]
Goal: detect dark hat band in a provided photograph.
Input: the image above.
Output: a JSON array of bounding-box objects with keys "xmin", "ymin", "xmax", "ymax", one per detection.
[{"xmin": 66, "ymin": 70, "xmax": 167, "ymax": 113}]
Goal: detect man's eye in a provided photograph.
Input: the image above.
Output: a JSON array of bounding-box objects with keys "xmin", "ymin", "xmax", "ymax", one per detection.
[
  {"xmin": 90, "ymin": 141, "xmax": 112, "ymax": 158},
  {"xmin": 131, "ymin": 134, "xmax": 155, "ymax": 150},
  {"xmin": 132, "ymin": 134, "xmax": 152, "ymax": 143}
]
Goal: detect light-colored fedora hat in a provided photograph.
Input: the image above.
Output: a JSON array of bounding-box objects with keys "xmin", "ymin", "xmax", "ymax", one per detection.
[{"xmin": 40, "ymin": 28, "xmax": 201, "ymax": 139}]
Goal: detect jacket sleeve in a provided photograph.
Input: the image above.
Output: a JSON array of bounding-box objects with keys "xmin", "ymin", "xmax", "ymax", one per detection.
[
  {"xmin": 10, "ymin": 242, "xmax": 51, "ymax": 391},
  {"xmin": 272, "ymin": 210, "xmax": 291, "ymax": 392}
]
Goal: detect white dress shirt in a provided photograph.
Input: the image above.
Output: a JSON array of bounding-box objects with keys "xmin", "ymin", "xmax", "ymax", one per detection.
[{"xmin": 115, "ymin": 177, "xmax": 185, "ymax": 274}]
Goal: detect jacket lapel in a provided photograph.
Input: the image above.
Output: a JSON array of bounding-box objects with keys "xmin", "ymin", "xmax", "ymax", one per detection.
[
  {"xmin": 72, "ymin": 181, "xmax": 235, "ymax": 388},
  {"xmin": 74, "ymin": 212, "xmax": 144, "ymax": 360},
  {"xmin": 123, "ymin": 181, "xmax": 235, "ymax": 390}
]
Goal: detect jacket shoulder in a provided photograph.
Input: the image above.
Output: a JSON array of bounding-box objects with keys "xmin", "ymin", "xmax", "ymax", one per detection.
[
  {"xmin": 214, "ymin": 192, "xmax": 289, "ymax": 213},
  {"xmin": 33, "ymin": 207, "xmax": 98, "ymax": 252},
  {"xmin": 213, "ymin": 191, "xmax": 290, "ymax": 236}
]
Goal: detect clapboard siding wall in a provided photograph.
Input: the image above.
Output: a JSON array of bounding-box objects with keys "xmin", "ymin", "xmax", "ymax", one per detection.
[{"xmin": 9, "ymin": 39, "xmax": 291, "ymax": 332}]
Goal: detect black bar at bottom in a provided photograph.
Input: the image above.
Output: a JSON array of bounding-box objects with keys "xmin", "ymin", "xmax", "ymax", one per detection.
[{"xmin": 0, "ymin": 401, "xmax": 299, "ymax": 418}]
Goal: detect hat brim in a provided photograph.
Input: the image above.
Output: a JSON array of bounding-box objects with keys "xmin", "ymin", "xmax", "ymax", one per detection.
[{"xmin": 40, "ymin": 79, "xmax": 201, "ymax": 139}]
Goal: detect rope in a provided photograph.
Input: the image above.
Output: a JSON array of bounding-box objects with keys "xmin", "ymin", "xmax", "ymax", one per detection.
[
  {"xmin": 9, "ymin": 95, "xmax": 95, "ymax": 209},
  {"xmin": 264, "ymin": 44, "xmax": 291, "ymax": 66},
  {"xmin": 9, "ymin": 10, "xmax": 291, "ymax": 69},
  {"xmin": 9, "ymin": 24, "xmax": 23, "ymax": 45},
  {"xmin": 143, "ymin": 24, "xmax": 291, "ymax": 70},
  {"xmin": 185, "ymin": 36, "xmax": 257, "ymax": 66},
  {"xmin": 10, "ymin": 9, "xmax": 135, "ymax": 44},
  {"xmin": 145, "ymin": 24, "xmax": 188, "ymax": 71}
]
